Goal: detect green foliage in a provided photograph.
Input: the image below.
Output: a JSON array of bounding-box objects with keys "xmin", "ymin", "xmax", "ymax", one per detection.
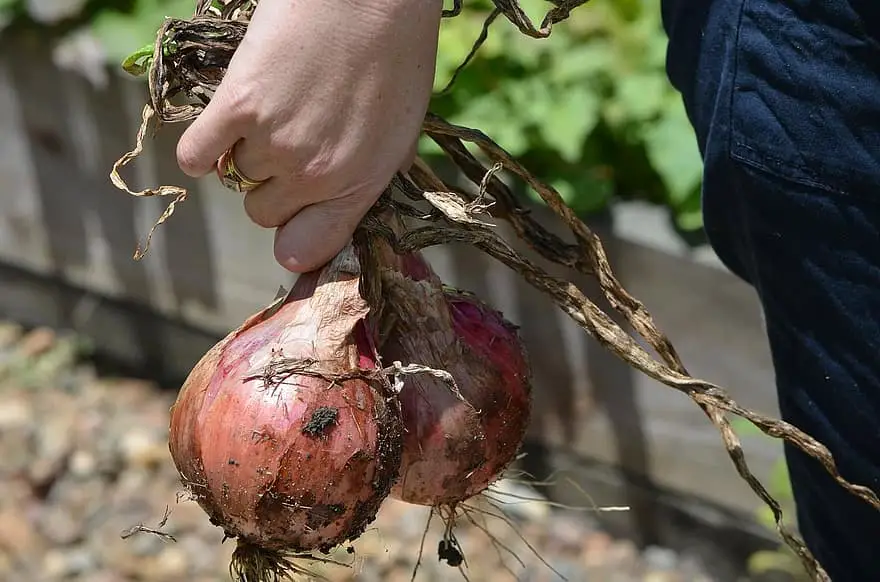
[
  {"xmin": 0, "ymin": 0, "xmax": 22, "ymax": 30},
  {"xmin": 425, "ymin": 0, "xmax": 704, "ymax": 226},
  {"xmin": 89, "ymin": 0, "xmax": 192, "ymax": 64},
  {"xmin": 0, "ymin": 0, "xmax": 192, "ymax": 61},
  {"xmin": 1, "ymin": 0, "xmax": 705, "ymax": 230}
]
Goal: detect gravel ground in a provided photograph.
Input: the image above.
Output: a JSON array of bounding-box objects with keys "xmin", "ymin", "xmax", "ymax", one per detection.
[{"xmin": 0, "ymin": 322, "xmax": 718, "ymax": 582}]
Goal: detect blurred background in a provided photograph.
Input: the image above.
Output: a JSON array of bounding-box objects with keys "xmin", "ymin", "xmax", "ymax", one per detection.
[{"xmin": 0, "ymin": 0, "xmax": 809, "ymax": 580}]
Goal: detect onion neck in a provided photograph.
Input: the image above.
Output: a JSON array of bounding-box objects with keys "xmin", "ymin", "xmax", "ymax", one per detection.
[{"xmin": 267, "ymin": 243, "xmax": 373, "ymax": 371}]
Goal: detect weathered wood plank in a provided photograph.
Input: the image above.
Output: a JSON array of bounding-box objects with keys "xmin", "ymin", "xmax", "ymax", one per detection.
[{"xmin": 0, "ymin": 36, "xmax": 290, "ymax": 331}]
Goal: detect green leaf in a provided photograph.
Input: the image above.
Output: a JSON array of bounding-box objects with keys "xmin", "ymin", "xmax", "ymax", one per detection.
[
  {"xmin": 453, "ymin": 89, "xmax": 530, "ymax": 156},
  {"xmin": 436, "ymin": 18, "xmax": 484, "ymax": 82},
  {"xmin": 611, "ymin": 0, "xmax": 646, "ymax": 21},
  {"xmin": 121, "ymin": 43, "xmax": 156, "ymax": 76},
  {"xmin": 643, "ymin": 18, "xmax": 672, "ymax": 69},
  {"xmin": 490, "ymin": 122, "xmax": 530, "ymax": 157},
  {"xmin": 674, "ymin": 206, "xmax": 703, "ymax": 231},
  {"xmin": 614, "ymin": 71, "xmax": 669, "ymax": 122},
  {"xmin": 672, "ymin": 182, "xmax": 703, "ymax": 231},
  {"xmin": 504, "ymin": 76, "xmax": 554, "ymax": 124},
  {"xmin": 547, "ymin": 42, "xmax": 614, "ymax": 85},
  {"xmin": 549, "ymin": 177, "xmax": 576, "ymax": 207},
  {"xmin": 90, "ymin": 0, "xmax": 193, "ymax": 65},
  {"xmin": 0, "ymin": 0, "xmax": 19, "ymax": 31},
  {"xmin": 537, "ymin": 84, "xmax": 600, "ymax": 163},
  {"xmin": 564, "ymin": 169, "xmax": 614, "ymax": 215},
  {"xmin": 643, "ymin": 98, "xmax": 703, "ymax": 205}
]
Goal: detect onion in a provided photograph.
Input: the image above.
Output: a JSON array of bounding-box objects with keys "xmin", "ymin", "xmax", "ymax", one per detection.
[
  {"xmin": 379, "ymin": 252, "xmax": 532, "ymax": 507},
  {"xmin": 168, "ymin": 244, "xmax": 402, "ymax": 579}
]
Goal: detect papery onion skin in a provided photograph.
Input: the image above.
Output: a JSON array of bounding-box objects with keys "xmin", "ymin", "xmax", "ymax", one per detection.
[
  {"xmin": 380, "ymin": 252, "xmax": 532, "ymax": 507},
  {"xmin": 169, "ymin": 245, "xmax": 402, "ymax": 553}
]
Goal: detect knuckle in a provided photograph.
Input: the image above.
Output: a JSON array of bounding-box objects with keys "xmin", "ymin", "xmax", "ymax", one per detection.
[
  {"xmin": 221, "ymin": 82, "xmax": 259, "ymax": 127},
  {"xmin": 291, "ymin": 145, "xmax": 337, "ymax": 184},
  {"xmin": 302, "ymin": 152, "xmax": 334, "ymax": 178}
]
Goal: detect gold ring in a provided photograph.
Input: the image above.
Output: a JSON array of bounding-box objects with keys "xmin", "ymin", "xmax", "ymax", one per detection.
[{"xmin": 216, "ymin": 147, "xmax": 267, "ymax": 193}]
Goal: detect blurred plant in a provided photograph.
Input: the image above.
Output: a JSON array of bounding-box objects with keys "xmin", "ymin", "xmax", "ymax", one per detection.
[
  {"xmin": 0, "ymin": 0, "xmax": 705, "ymax": 230},
  {"xmin": 424, "ymin": 0, "xmax": 704, "ymax": 228},
  {"xmin": 730, "ymin": 417, "xmax": 811, "ymax": 581}
]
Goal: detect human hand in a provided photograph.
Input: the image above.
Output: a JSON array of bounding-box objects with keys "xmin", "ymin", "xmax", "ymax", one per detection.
[{"xmin": 175, "ymin": 0, "xmax": 443, "ymax": 273}]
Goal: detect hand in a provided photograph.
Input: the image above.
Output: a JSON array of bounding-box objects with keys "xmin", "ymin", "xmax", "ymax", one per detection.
[{"xmin": 175, "ymin": 0, "xmax": 443, "ymax": 273}]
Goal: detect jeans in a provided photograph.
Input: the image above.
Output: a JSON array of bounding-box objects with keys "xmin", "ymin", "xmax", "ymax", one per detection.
[{"xmin": 661, "ymin": 0, "xmax": 880, "ymax": 579}]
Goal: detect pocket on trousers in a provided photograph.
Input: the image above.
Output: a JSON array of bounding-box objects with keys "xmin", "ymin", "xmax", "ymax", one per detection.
[{"xmin": 729, "ymin": 0, "xmax": 880, "ymax": 195}]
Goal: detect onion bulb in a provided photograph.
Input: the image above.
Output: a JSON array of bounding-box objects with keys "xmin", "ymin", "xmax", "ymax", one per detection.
[
  {"xmin": 379, "ymin": 252, "xmax": 532, "ymax": 507},
  {"xmin": 168, "ymin": 244, "xmax": 402, "ymax": 579}
]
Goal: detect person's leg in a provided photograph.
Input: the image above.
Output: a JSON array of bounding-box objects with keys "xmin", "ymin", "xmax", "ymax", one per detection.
[
  {"xmin": 663, "ymin": 1, "xmax": 880, "ymax": 579},
  {"xmin": 720, "ymin": 159, "xmax": 880, "ymax": 581}
]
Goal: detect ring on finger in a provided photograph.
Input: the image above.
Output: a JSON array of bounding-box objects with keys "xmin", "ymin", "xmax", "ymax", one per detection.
[{"xmin": 216, "ymin": 146, "xmax": 267, "ymax": 193}]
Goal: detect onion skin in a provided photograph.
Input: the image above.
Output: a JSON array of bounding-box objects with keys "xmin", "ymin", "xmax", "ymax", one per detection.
[
  {"xmin": 169, "ymin": 245, "xmax": 402, "ymax": 554},
  {"xmin": 380, "ymin": 252, "xmax": 532, "ymax": 506}
]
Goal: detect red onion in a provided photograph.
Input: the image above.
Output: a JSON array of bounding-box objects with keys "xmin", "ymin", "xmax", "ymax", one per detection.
[
  {"xmin": 168, "ymin": 244, "xmax": 402, "ymax": 578},
  {"xmin": 379, "ymin": 252, "xmax": 532, "ymax": 506}
]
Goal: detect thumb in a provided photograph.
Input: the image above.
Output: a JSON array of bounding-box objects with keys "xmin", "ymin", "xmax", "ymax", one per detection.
[
  {"xmin": 176, "ymin": 87, "xmax": 245, "ymax": 177},
  {"xmin": 273, "ymin": 195, "xmax": 374, "ymax": 274}
]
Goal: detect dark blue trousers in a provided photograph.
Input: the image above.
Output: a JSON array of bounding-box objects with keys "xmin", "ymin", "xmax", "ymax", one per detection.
[{"xmin": 661, "ymin": 1, "xmax": 880, "ymax": 579}]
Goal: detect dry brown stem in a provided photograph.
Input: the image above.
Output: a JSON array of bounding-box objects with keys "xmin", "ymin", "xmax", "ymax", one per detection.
[
  {"xmin": 107, "ymin": 2, "xmax": 880, "ymax": 580},
  {"xmin": 119, "ymin": 505, "xmax": 177, "ymax": 542}
]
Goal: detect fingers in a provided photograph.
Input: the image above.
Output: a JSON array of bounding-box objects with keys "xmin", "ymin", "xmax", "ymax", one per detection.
[
  {"xmin": 272, "ymin": 195, "xmax": 374, "ymax": 273},
  {"xmin": 242, "ymin": 178, "xmax": 310, "ymax": 229},
  {"xmin": 176, "ymin": 86, "xmax": 249, "ymax": 178},
  {"xmin": 231, "ymin": 135, "xmax": 275, "ymax": 182}
]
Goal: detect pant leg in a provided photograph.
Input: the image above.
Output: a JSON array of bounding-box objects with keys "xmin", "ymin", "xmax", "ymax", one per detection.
[
  {"xmin": 724, "ymin": 160, "xmax": 880, "ymax": 581},
  {"xmin": 663, "ymin": 1, "xmax": 880, "ymax": 580}
]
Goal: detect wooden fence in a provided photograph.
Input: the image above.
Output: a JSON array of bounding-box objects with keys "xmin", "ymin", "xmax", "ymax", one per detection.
[{"xmin": 0, "ymin": 31, "xmax": 786, "ymax": 569}]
